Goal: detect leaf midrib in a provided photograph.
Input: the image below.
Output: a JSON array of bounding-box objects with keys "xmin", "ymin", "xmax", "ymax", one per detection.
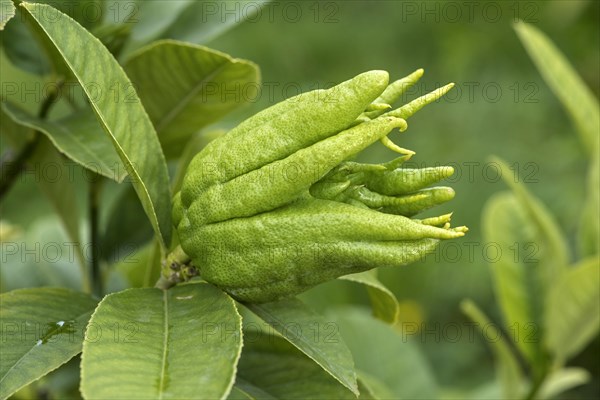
[
  {"xmin": 157, "ymin": 290, "xmax": 169, "ymax": 399},
  {"xmin": 155, "ymin": 61, "xmax": 230, "ymax": 134}
]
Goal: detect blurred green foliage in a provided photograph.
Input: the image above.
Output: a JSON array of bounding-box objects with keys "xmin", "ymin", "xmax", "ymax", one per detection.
[
  {"xmin": 208, "ymin": 0, "xmax": 599, "ymax": 396},
  {"xmin": 1, "ymin": 0, "xmax": 598, "ymax": 398}
]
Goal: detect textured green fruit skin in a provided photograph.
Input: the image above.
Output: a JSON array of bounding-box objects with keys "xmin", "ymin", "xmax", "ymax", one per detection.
[
  {"xmin": 180, "ymin": 70, "xmax": 390, "ymax": 207},
  {"xmin": 173, "ymin": 70, "xmax": 464, "ymax": 303},
  {"xmin": 177, "ymin": 198, "xmax": 451, "ymax": 302}
]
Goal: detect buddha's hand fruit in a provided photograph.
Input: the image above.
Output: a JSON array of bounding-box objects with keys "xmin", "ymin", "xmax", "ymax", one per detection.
[{"xmin": 168, "ymin": 69, "xmax": 467, "ymax": 303}]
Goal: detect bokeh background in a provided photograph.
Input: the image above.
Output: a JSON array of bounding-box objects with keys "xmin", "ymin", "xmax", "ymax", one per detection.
[
  {"xmin": 1, "ymin": 0, "xmax": 598, "ymax": 398},
  {"xmin": 210, "ymin": 1, "xmax": 599, "ymax": 396}
]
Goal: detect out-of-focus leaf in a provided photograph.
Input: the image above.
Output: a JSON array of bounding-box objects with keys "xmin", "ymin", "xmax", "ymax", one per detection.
[
  {"xmin": 2, "ymin": 102, "xmax": 126, "ymax": 181},
  {"xmin": 236, "ymin": 333, "xmax": 355, "ymax": 399},
  {"xmin": 23, "ymin": 2, "xmax": 172, "ymax": 249},
  {"xmin": 461, "ymin": 300, "xmax": 525, "ymax": 400},
  {"xmin": 101, "ymin": 185, "xmax": 153, "ymax": 263},
  {"xmin": 492, "ymin": 156, "xmax": 570, "ymax": 278},
  {"xmin": 483, "ymin": 191, "xmax": 548, "ymax": 374},
  {"xmin": 1, "ymin": 0, "xmax": 100, "ymax": 77},
  {"xmin": 1, "ymin": 110, "xmax": 87, "ymax": 288},
  {"xmin": 31, "ymin": 138, "xmax": 87, "ymax": 280},
  {"xmin": 1, "ymin": 7, "xmax": 50, "ymax": 75},
  {"xmin": 126, "ymin": 0, "xmax": 193, "ymax": 47},
  {"xmin": 340, "ymin": 269, "xmax": 400, "ymax": 324},
  {"xmin": 514, "ymin": 21, "xmax": 600, "ymax": 157},
  {"xmin": 81, "ymin": 283, "xmax": 242, "ymax": 399},
  {"xmin": 537, "ymin": 368, "xmax": 590, "ymax": 400},
  {"xmin": 124, "ymin": 40, "xmax": 259, "ymax": 158},
  {"xmin": 0, "ymin": 216, "xmax": 84, "ymax": 292},
  {"xmin": 579, "ymin": 154, "xmax": 599, "ymax": 257},
  {"xmin": 0, "ymin": 0, "xmax": 15, "ymax": 30},
  {"xmin": 545, "ymin": 257, "xmax": 600, "ymax": 362},
  {"xmin": 356, "ymin": 370, "xmax": 394, "ymax": 399},
  {"xmin": 227, "ymin": 379, "xmax": 277, "ymax": 400},
  {"xmin": 0, "ymin": 287, "xmax": 97, "ymax": 399},
  {"xmin": 484, "ymin": 157, "xmax": 570, "ymax": 374},
  {"xmin": 161, "ymin": 1, "xmax": 271, "ymax": 45},
  {"xmin": 245, "ymin": 298, "xmax": 358, "ymax": 396},
  {"xmin": 513, "ymin": 22, "xmax": 600, "ymax": 258},
  {"xmin": 327, "ymin": 307, "xmax": 438, "ymax": 400}
]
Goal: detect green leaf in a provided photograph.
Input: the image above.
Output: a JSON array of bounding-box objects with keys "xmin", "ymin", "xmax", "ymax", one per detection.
[
  {"xmin": 1, "ymin": 7, "xmax": 51, "ymax": 75},
  {"xmin": 461, "ymin": 300, "xmax": 525, "ymax": 399},
  {"xmin": 123, "ymin": 40, "xmax": 259, "ymax": 158},
  {"xmin": 245, "ymin": 298, "xmax": 358, "ymax": 396},
  {"xmin": 482, "ymin": 191, "xmax": 548, "ymax": 373},
  {"xmin": 1, "ymin": 0, "xmax": 99, "ymax": 77},
  {"xmin": 1, "ymin": 113, "xmax": 84, "ymax": 267},
  {"xmin": 0, "ymin": 0, "xmax": 15, "ymax": 30},
  {"xmin": 340, "ymin": 270, "xmax": 400, "ymax": 324},
  {"xmin": 537, "ymin": 368, "xmax": 590, "ymax": 400},
  {"xmin": 236, "ymin": 333, "xmax": 356, "ymax": 399},
  {"xmin": 545, "ymin": 257, "xmax": 600, "ymax": 362},
  {"xmin": 2, "ymin": 102, "xmax": 126, "ymax": 181},
  {"xmin": 160, "ymin": 1, "xmax": 271, "ymax": 45},
  {"xmin": 0, "ymin": 287, "xmax": 97, "ymax": 399},
  {"xmin": 80, "ymin": 283, "xmax": 242, "ymax": 399},
  {"xmin": 492, "ymin": 156, "xmax": 570, "ymax": 276},
  {"xmin": 327, "ymin": 307, "xmax": 438, "ymax": 400},
  {"xmin": 101, "ymin": 185, "xmax": 153, "ymax": 262},
  {"xmin": 31, "ymin": 137, "xmax": 88, "ymax": 286},
  {"xmin": 227, "ymin": 379, "xmax": 277, "ymax": 400},
  {"xmin": 0, "ymin": 216, "xmax": 84, "ymax": 292},
  {"xmin": 355, "ymin": 370, "xmax": 394, "ymax": 400},
  {"xmin": 514, "ymin": 21, "xmax": 600, "ymax": 157},
  {"xmin": 484, "ymin": 157, "xmax": 570, "ymax": 372},
  {"xmin": 125, "ymin": 0, "xmax": 193, "ymax": 48},
  {"xmin": 579, "ymin": 154, "xmax": 599, "ymax": 257},
  {"xmin": 22, "ymin": 2, "xmax": 172, "ymax": 249}
]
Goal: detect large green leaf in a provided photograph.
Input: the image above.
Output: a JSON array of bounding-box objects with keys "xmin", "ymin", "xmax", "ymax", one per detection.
[
  {"xmin": 482, "ymin": 191, "xmax": 548, "ymax": 373},
  {"xmin": 340, "ymin": 270, "xmax": 400, "ymax": 324},
  {"xmin": 0, "ymin": 287, "xmax": 97, "ymax": 399},
  {"xmin": 80, "ymin": 283, "xmax": 242, "ymax": 399},
  {"xmin": 245, "ymin": 298, "xmax": 358, "ymax": 396},
  {"xmin": 22, "ymin": 2, "xmax": 172, "ymax": 249},
  {"xmin": 2, "ymin": 102, "xmax": 126, "ymax": 181},
  {"xmin": 514, "ymin": 21, "xmax": 600, "ymax": 158},
  {"xmin": 545, "ymin": 257, "xmax": 600, "ymax": 362},
  {"xmin": 235, "ymin": 333, "xmax": 355, "ymax": 399},
  {"xmin": 124, "ymin": 40, "xmax": 259, "ymax": 158},
  {"xmin": 461, "ymin": 300, "xmax": 525, "ymax": 399},
  {"xmin": 0, "ymin": 0, "xmax": 15, "ymax": 30},
  {"xmin": 327, "ymin": 307, "xmax": 439, "ymax": 400}
]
